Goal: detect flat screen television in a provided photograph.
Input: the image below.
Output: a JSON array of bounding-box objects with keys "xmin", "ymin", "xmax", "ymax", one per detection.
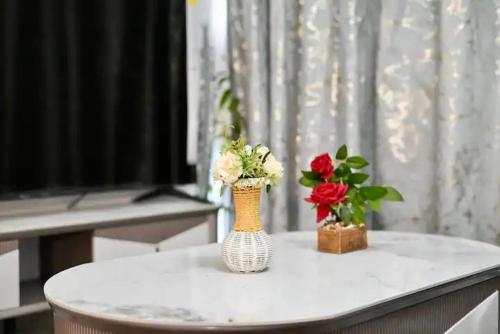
[{"xmin": 0, "ymin": 0, "xmax": 194, "ymax": 201}]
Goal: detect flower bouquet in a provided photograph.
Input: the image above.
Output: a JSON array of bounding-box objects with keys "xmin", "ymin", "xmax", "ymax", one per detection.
[
  {"xmin": 300, "ymin": 145, "xmax": 403, "ymax": 254},
  {"xmin": 213, "ymin": 138, "xmax": 283, "ymax": 272}
]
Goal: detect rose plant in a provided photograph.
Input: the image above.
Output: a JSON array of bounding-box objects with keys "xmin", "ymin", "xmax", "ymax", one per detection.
[
  {"xmin": 213, "ymin": 138, "xmax": 284, "ymax": 195},
  {"xmin": 300, "ymin": 145, "xmax": 403, "ymax": 226}
]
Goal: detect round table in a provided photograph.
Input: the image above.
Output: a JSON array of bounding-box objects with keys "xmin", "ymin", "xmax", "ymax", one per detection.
[{"xmin": 44, "ymin": 231, "xmax": 500, "ymax": 333}]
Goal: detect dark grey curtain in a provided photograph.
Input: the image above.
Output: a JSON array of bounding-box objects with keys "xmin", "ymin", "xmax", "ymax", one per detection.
[{"xmin": 0, "ymin": 0, "xmax": 192, "ymax": 196}]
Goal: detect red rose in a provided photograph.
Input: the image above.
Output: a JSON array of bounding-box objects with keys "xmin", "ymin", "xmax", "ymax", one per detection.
[
  {"xmin": 310, "ymin": 153, "xmax": 333, "ymax": 180},
  {"xmin": 305, "ymin": 182, "xmax": 349, "ymax": 222}
]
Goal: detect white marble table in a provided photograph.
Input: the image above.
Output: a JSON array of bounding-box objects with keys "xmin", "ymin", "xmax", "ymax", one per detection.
[{"xmin": 44, "ymin": 231, "xmax": 500, "ymax": 333}]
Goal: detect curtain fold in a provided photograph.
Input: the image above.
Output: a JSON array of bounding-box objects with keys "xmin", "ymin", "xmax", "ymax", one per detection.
[
  {"xmin": 228, "ymin": 0, "xmax": 500, "ymax": 245},
  {"xmin": 0, "ymin": 0, "xmax": 192, "ymax": 196}
]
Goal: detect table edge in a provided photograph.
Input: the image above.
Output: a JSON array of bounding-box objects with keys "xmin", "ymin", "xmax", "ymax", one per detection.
[
  {"xmin": 0, "ymin": 201, "xmax": 219, "ymax": 241},
  {"xmin": 46, "ymin": 266, "xmax": 500, "ymax": 332}
]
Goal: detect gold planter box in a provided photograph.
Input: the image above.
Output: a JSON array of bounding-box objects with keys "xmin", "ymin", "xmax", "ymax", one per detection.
[{"xmin": 317, "ymin": 225, "xmax": 367, "ymax": 254}]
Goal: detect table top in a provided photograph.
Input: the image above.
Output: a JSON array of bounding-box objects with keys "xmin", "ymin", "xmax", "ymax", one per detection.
[
  {"xmin": 0, "ymin": 195, "xmax": 217, "ymax": 241},
  {"xmin": 44, "ymin": 231, "xmax": 500, "ymax": 329}
]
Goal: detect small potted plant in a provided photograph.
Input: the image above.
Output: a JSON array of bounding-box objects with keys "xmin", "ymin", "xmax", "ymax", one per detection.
[
  {"xmin": 213, "ymin": 138, "xmax": 284, "ymax": 272},
  {"xmin": 299, "ymin": 145, "xmax": 403, "ymax": 254}
]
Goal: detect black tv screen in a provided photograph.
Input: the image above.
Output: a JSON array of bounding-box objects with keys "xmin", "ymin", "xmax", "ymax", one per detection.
[{"xmin": 0, "ymin": 0, "xmax": 194, "ymax": 199}]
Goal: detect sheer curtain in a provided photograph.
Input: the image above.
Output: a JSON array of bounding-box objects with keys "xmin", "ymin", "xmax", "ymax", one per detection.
[{"xmin": 226, "ymin": 0, "xmax": 500, "ymax": 245}]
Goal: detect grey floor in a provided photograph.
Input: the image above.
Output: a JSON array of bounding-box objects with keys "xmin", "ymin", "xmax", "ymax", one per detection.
[{"xmin": 1, "ymin": 312, "xmax": 52, "ymax": 334}]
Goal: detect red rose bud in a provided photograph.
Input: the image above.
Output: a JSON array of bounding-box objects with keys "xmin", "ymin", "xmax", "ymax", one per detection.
[
  {"xmin": 305, "ymin": 182, "xmax": 349, "ymax": 222},
  {"xmin": 310, "ymin": 153, "xmax": 333, "ymax": 180}
]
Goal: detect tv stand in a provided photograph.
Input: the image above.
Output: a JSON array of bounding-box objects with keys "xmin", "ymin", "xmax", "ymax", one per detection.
[{"xmin": 0, "ymin": 192, "xmax": 218, "ymax": 330}]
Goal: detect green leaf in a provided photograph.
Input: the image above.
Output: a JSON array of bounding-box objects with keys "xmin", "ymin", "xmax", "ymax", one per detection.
[
  {"xmin": 217, "ymin": 76, "xmax": 228, "ymax": 86},
  {"xmin": 232, "ymin": 117, "xmax": 242, "ymax": 139},
  {"xmin": 262, "ymin": 151, "xmax": 271, "ymax": 163},
  {"xmin": 382, "ymin": 187, "xmax": 404, "ymax": 201},
  {"xmin": 229, "ymin": 97, "xmax": 239, "ymax": 112},
  {"xmin": 330, "ymin": 175, "xmax": 341, "ymax": 182},
  {"xmin": 352, "ymin": 215, "xmax": 365, "ymax": 225},
  {"xmin": 334, "ymin": 163, "xmax": 351, "ymax": 177},
  {"xmin": 351, "ymin": 202, "xmax": 366, "ymax": 224},
  {"xmin": 301, "ymin": 170, "xmax": 322, "ymax": 180},
  {"xmin": 339, "ymin": 207, "xmax": 352, "ymax": 224},
  {"xmin": 360, "ymin": 186, "xmax": 388, "ymax": 200},
  {"xmin": 346, "ymin": 156, "xmax": 369, "ymax": 169},
  {"xmin": 346, "ymin": 187, "xmax": 357, "ymax": 200},
  {"xmin": 355, "ymin": 191, "xmax": 366, "ymax": 203},
  {"xmin": 299, "ymin": 176, "xmax": 320, "ymax": 188},
  {"xmin": 335, "ymin": 144, "xmax": 348, "ymax": 160},
  {"xmin": 352, "ymin": 200, "xmax": 365, "ymax": 215},
  {"xmin": 219, "ymin": 89, "xmax": 232, "ymax": 108},
  {"xmin": 367, "ymin": 199, "xmax": 381, "ymax": 213},
  {"xmin": 348, "ymin": 173, "xmax": 369, "ymax": 185},
  {"xmin": 266, "ymin": 184, "xmax": 271, "ymax": 193},
  {"xmin": 228, "ymin": 98, "xmax": 242, "ymax": 139}
]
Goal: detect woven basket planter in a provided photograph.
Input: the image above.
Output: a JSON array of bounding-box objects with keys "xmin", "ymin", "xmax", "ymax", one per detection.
[
  {"xmin": 317, "ymin": 224, "xmax": 367, "ymax": 254},
  {"xmin": 222, "ymin": 184, "xmax": 272, "ymax": 273}
]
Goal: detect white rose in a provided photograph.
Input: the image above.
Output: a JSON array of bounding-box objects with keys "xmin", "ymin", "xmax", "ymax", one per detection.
[
  {"xmin": 263, "ymin": 154, "xmax": 283, "ymax": 179},
  {"xmin": 212, "ymin": 152, "xmax": 243, "ymax": 184},
  {"xmin": 257, "ymin": 145, "xmax": 269, "ymax": 156}
]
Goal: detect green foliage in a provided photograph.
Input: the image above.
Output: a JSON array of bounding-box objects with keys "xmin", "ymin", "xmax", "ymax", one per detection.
[
  {"xmin": 299, "ymin": 170, "xmax": 323, "ymax": 187},
  {"xmin": 348, "ymin": 173, "xmax": 369, "ymax": 185},
  {"xmin": 339, "ymin": 207, "xmax": 352, "ymax": 224},
  {"xmin": 351, "ymin": 200, "xmax": 366, "ymax": 225},
  {"xmin": 346, "ymin": 187, "xmax": 357, "ymax": 200},
  {"xmin": 298, "ymin": 144, "xmax": 404, "ymax": 227},
  {"xmin": 217, "ymin": 76, "xmax": 228, "ymax": 86},
  {"xmin": 302, "ymin": 171, "xmax": 321, "ymax": 180},
  {"xmin": 346, "ymin": 156, "xmax": 369, "ymax": 169},
  {"xmin": 219, "ymin": 89, "xmax": 231, "ymax": 108},
  {"xmin": 222, "ymin": 138, "xmax": 265, "ymax": 178},
  {"xmin": 334, "ymin": 163, "xmax": 351, "ymax": 177},
  {"xmin": 262, "ymin": 151, "xmax": 271, "ymax": 163},
  {"xmin": 367, "ymin": 199, "xmax": 381, "ymax": 213},
  {"xmin": 335, "ymin": 144, "xmax": 348, "ymax": 160},
  {"xmin": 382, "ymin": 187, "xmax": 404, "ymax": 201},
  {"xmin": 360, "ymin": 186, "xmax": 387, "ymax": 200},
  {"xmin": 299, "ymin": 176, "xmax": 321, "ymax": 188},
  {"xmin": 217, "ymin": 74, "xmax": 244, "ymax": 140}
]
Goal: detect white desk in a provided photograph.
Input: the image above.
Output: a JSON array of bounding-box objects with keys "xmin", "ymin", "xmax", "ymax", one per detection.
[
  {"xmin": 0, "ymin": 196, "xmax": 217, "ymax": 241},
  {"xmin": 0, "ymin": 196, "xmax": 218, "ymax": 322}
]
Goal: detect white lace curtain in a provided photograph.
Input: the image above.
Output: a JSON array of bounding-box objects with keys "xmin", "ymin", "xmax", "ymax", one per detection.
[{"xmin": 224, "ymin": 0, "xmax": 500, "ymax": 245}]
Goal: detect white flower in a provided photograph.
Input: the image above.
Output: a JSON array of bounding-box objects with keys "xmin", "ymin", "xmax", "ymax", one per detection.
[
  {"xmin": 244, "ymin": 145, "xmax": 252, "ymax": 155},
  {"xmin": 263, "ymin": 154, "xmax": 284, "ymax": 180},
  {"xmin": 257, "ymin": 145, "xmax": 269, "ymax": 156},
  {"xmin": 212, "ymin": 152, "xmax": 243, "ymax": 185}
]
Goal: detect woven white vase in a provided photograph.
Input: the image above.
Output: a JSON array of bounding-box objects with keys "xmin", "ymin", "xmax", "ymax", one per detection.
[
  {"xmin": 222, "ymin": 184, "xmax": 272, "ymax": 273},
  {"xmin": 222, "ymin": 230, "xmax": 272, "ymax": 273}
]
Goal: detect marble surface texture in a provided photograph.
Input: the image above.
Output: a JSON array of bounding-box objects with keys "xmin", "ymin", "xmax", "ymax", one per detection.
[{"xmin": 44, "ymin": 231, "xmax": 500, "ymax": 327}]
